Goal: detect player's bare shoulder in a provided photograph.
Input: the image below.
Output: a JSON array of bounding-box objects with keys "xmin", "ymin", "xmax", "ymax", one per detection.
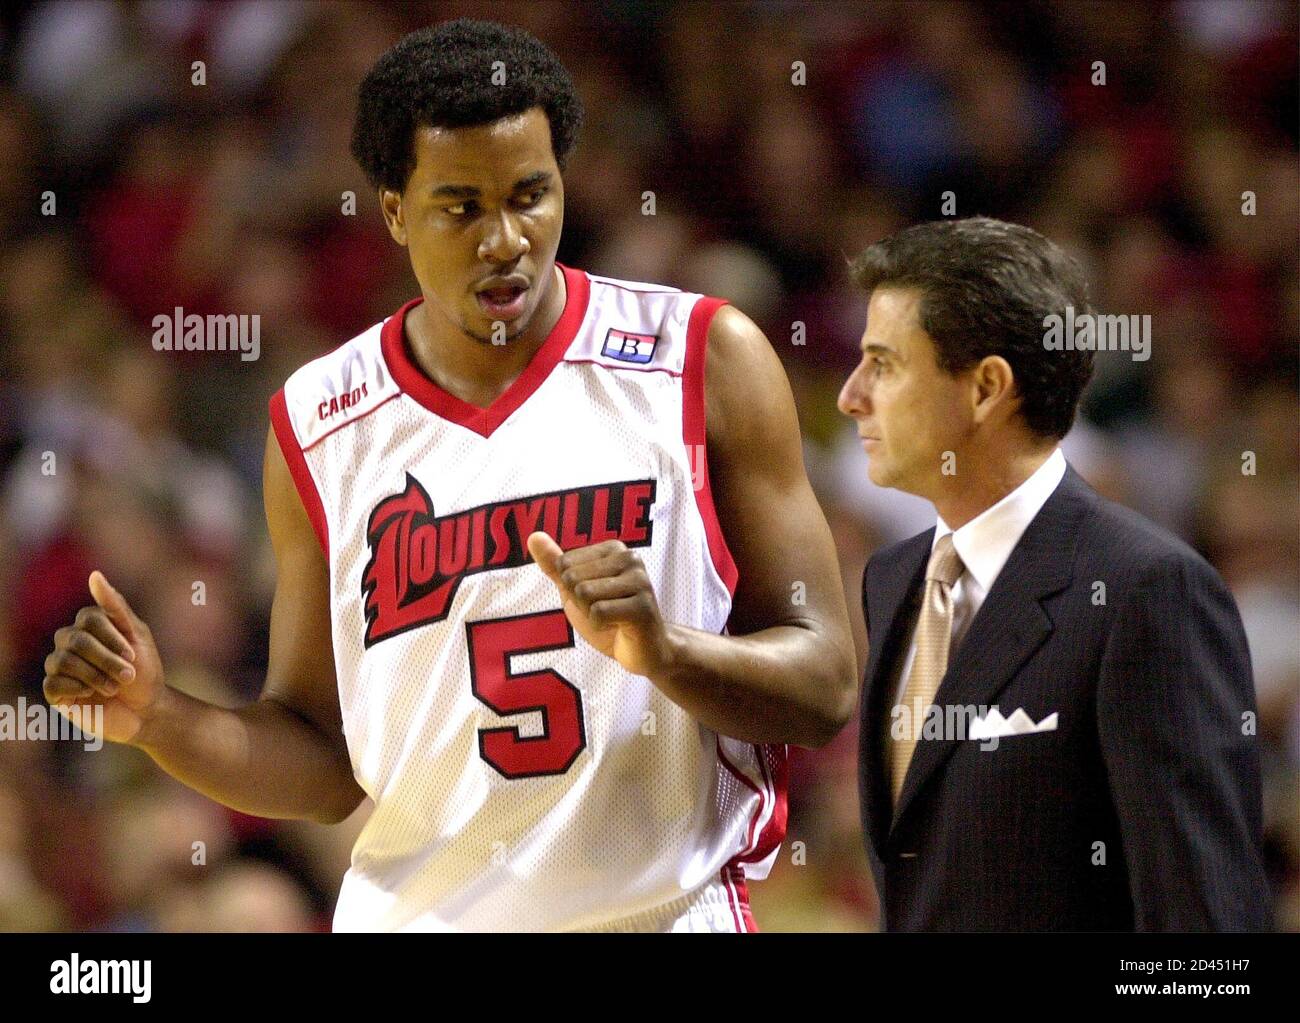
[
  {"xmin": 703, "ymin": 303, "xmax": 803, "ymax": 466},
  {"xmin": 263, "ymin": 422, "xmax": 316, "ymax": 555},
  {"xmin": 259, "ymin": 422, "xmax": 350, "ymax": 758}
]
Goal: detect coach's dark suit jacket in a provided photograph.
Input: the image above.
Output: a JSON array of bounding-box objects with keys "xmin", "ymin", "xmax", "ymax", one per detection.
[{"xmin": 858, "ymin": 465, "xmax": 1271, "ymax": 931}]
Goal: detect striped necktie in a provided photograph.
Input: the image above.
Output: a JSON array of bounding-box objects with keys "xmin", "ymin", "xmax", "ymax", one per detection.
[{"xmin": 890, "ymin": 533, "xmax": 965, "ymax": 805}]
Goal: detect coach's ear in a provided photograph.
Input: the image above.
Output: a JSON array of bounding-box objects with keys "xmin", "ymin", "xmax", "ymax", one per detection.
[
  {"xmin": 379, "ymin": 188, "xmax": 408, "ymax": 246},
  {"xmin": 970, "ymin": 354, "xmax": 1017, "ymax": 426}
]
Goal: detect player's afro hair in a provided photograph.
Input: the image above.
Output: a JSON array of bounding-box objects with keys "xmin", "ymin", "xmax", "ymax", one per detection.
[{"xmin": 351, "ymin": 19, "xmax": 583, "ymax": 193}]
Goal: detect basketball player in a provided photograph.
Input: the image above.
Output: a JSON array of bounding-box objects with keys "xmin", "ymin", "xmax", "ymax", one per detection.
[{"xmin": 42, "ymin": 20, "xmax": 856, "ymax": 931}]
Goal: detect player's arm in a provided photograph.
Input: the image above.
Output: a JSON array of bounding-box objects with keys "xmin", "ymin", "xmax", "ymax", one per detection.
[
  {"xmin": 42, "ymin": 425, "xmax": 366, "ymax": 825},
  {"xmin": 530, "ymin": 305, "xmax": 857, "ymax": 748}
]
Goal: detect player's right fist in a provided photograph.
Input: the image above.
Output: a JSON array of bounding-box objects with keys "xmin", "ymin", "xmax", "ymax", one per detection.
[{"xmin": 42, "ymin": 571, "xmax": 167, "ymax": 746}]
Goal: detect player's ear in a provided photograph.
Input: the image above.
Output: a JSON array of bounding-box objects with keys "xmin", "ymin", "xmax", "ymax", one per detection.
[{"xmin": 379, "ymin": 188, "xmax": 408, "ymax": 246}]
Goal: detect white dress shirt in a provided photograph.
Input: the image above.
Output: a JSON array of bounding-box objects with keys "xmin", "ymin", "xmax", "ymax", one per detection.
[{"xmin": 890, "ymin": 448, "xmax": 1069, "ymax": 707}]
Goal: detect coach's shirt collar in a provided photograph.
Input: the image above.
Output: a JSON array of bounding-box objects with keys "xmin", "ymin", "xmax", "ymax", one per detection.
[{"xmin": 933, "ymin": 446, "xmax": 1067, "ymax": 593}]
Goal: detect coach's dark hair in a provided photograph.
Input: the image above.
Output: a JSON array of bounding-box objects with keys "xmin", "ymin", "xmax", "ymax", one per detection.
[
  {"xmin": 850, "ymin": 217, "xmax": 1095, "ymax": 440},
  {"xmin": 351, "ymin": 19, "xmax": 583, "ymax": 193}
]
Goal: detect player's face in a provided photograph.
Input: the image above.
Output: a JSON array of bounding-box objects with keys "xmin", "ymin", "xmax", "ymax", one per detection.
[
  {"xmin": 382, "ymin": 106, "xmax": 564, "ymax": 344},
  {"xmin": 837, "ymin": 287, "xmax": 973, "ymax": 498}
]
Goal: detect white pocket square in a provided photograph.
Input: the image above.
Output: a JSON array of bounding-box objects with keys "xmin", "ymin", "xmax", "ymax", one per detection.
[{"xmin": 968, "ymin": 708, "xmax": 1058, "ymax": 741}]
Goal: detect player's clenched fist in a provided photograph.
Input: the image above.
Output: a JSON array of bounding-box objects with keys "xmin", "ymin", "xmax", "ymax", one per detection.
[
  {"xmin": 43, "ymin": 571, "xmax": 167, "ymax": 746},
  {"xmin": 527, "ymin": 533, "xmax": 675, "ymax": 679}
]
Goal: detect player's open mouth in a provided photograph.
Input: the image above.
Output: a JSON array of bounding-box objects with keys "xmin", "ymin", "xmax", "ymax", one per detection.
[{"xmin": 476, "ymin": 284, "xmax": 529, "ymax": 320}]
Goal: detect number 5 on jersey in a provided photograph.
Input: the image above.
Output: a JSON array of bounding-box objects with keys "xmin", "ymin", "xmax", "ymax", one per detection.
[{"xmin": 466, "ymin": 609, "xmax": 587, "ymax": 778}]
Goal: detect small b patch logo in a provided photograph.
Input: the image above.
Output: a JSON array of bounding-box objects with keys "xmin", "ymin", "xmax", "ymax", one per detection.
[{"xmin": 602, "ymin": 328, "xmax": 658, "ymax": 364}]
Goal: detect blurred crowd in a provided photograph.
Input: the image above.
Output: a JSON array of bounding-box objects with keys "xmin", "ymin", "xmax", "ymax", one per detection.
[{"xmin": 0, "ymin": 0, "xmax": 1295, "ymax": 932}]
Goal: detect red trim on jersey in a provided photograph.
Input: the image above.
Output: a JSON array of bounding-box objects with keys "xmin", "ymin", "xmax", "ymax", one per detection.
[
  {"xmin": 715, "ymin": 738, "xmax": 785, "ymax": 933},
  {"xmin": 719, "ymin": 866, "xmax": 744, "ymax": 932},
  {"xmin": 380, "ymin": 263, "xmax": 591, "ymax": 439},
  {"xmin": 746, "ymin": 743, "xmax": 789, "ymax": 867},
  {"xmin": 717, "ymin": 737, "xmax": 765, "ymax": 857},
  {"xmin": 270, "ymin": 388, "xmax": 330, "ymax": 558},
  {"xmin": 721, "ymin": 864, "xmax": 758, "ymax": 932},
  {"xmin": 682, "ymin": 296, "xmax": 739, "ymax": 596}
]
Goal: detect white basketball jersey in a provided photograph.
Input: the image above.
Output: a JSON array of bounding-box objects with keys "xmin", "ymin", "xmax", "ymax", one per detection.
[{"xmin": 270, "ymin": 263, "xmax": 787, "ymax": 931}]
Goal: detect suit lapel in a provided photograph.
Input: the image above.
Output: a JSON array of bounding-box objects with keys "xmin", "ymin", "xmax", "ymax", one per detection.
[
  {"xmin": 888, "ymin": 466, "xmax": 1096, "ymax": 834},
  {"xmin": 860, "ymin": 529, "xmax": 932, "ymax": 855}
]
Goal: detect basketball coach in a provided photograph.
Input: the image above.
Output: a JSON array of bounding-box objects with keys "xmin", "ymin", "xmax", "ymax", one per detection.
[{"xmin": 837, "ymin": 217, "xmax": 1270, "ymax": 931}]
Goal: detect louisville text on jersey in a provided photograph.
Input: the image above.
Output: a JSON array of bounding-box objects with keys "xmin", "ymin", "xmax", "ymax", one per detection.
[{"xmin": 362, "ymin": 473, "xmax": 657, "ymax": 646}]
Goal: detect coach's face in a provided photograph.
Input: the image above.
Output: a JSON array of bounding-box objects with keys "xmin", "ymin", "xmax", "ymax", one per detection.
[
  {"xmin": 380, "ymin": 106, "xmax": 564, "ymax": 344},
  {"xmin": 837, "ymin": 287, "xmax": 972, "ymax": 498}
]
